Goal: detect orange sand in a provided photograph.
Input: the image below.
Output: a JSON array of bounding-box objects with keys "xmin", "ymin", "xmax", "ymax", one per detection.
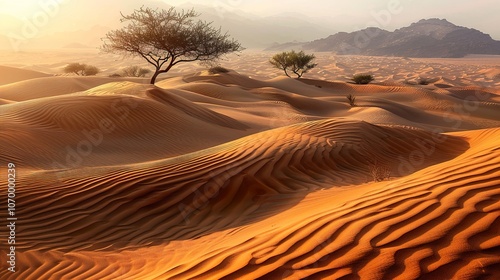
[{"xmin": 1, "ymin": 53, "xmax": 499, "ymax": 279}]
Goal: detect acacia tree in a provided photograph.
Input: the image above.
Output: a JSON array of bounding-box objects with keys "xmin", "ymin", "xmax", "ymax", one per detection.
[
  {"xmin": 269, "ymin": 52, "xmax": 291, "ymax": 77},
  {"xmin": 269, "ymin": 50, "xmax": 317, "ymax": 78},
  {"xmin": 64, "ymin": 63, "xmax": 86, "ymax": 75},
  {"xmin": 101, "ymin": 7, "xmax": 242, "ymax": 84}
]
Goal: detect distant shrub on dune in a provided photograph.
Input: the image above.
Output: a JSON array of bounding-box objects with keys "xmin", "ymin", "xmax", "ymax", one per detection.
[
  {"xmin": 63, "ymin": 63, "xmax": 99, "ymax": 76},
  {"xmin": 352, "ymin": 74, "xmax": 374, "ymax": 84},
  {"xmin": 121, "ymin": 65, "xmax": 151, "ymax": 77},
  {"xmin": 208, "ymin": 66, "xmax": 230, "ymax": 74},
  {"xmin": 109, "ymin": 73, "xmax": 122, "ymax": 78},
  {"xmin": 417, "ymin": 77, "xmax": 431, "ymax": 85},
  {"xmin": 83, "ymin": 65, "xmax": 99, "ymax": 76}
]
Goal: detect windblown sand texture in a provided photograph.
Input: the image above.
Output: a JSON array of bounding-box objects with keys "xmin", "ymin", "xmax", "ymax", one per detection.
[{"xmin": 1, "ymin": 52, "xmax": 499, "ymax": 279}]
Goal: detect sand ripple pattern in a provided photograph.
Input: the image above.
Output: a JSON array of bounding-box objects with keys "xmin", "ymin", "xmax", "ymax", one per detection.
[{"xmin": 2, "ymin": 120, "xmax": 498, "ymax": 279}]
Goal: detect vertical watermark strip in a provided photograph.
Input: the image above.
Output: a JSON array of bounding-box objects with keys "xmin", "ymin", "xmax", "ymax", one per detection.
[{"xmin": 6, "ymin": 163, "xmax": 17, "ymax": 273}]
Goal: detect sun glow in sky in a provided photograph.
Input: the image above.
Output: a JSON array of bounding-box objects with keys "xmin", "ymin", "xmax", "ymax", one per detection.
[
  {"xmin": 0, "ymin": 0, "xmax": 67, "ymax": 34},
  {"xmin": 0, "ymin": 0, "xmax": 44, "ymax": 17}
]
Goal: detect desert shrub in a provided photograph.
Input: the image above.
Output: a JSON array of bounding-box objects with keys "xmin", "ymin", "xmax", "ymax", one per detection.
[
  {"xmin": 417, "ymin": 77, "xmax": 431, "ymax": 85},
  {"xmin": 64, "ymin": 63, "xmax": 86, "ymax": 75},
  {"xmin": 121, "ymin": 65, "xmax": 151, "ymax": 77},
  {"xmin": 83, "ymin": 65, "xmax": 99, "ymax": 76},
  {"xmin": 352, "ymin": 74, "xmax": 374, "ymax": 84},
  {"xmin": 369, "ymin": 162, "xmax": 391, "ymax": 182},
  {"xmin": 63, "ymin": 63, "xmax": 99, "ymax": 76},
  {"xmin": 269, "ymin": 50, "xmax": 317, "ymax": 78},
  {"xmin": 109, "ymin": 73, "xmax": 122, "ymax": 77},
  {"xmin": 137, "ymin": 68, "xmax": 151, "ymax": 77},
  {"xmin": 346, "ymin": 94, "xmax": 356, "ymax": 107},
  {"xmin": 208, "ymin": 66, "xmax": 230, "ymax": 74}
]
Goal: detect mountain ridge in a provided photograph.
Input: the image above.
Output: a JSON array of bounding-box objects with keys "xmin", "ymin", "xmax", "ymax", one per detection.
[{"xmin": 266, "ymin": 18, "xmax": 500, "ymax": 58}]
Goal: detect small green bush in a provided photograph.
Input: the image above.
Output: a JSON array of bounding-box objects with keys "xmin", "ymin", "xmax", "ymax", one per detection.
[
  {"xmin": 208, "ymin": 66, "xmax": 230, "ymax": 74},
  {"xmin": 352, "ymin": 74, "xmax": 374, "ymax": 84}
]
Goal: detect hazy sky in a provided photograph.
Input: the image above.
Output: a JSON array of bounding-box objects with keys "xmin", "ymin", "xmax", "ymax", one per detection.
[{"xmin": 0, "ymin": 0, "xmax": 499, "ymax": 43}]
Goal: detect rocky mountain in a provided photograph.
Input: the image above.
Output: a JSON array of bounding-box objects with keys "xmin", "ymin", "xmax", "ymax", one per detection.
[{"xmin": 267, "ymin": 19, "xmax": 500, "ymax": 58}]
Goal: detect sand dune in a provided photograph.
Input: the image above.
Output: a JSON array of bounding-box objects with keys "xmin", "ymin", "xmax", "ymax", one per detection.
[
  {"xmin": 1, "ymin": 120, "xmax": 498, "ymax": 279},
  {"xmin": 1, "ymin": 56, "xmax": 499, "ymax": 279},
  {"xmin": 0, "ymin": 76, "xmax": 151, "ymax": 101},
  {"xmin": 0, "ymin": 86, "xmax": 248, "ymax": 169},
  {"xmin": 148, "ymin": 129, "xmax": 500, "ymax": 280},
  {"xmin": 3, "ymin": 70, "xmax": 499, "ymax": 170},
  {"xmin": 0, "ymin": 65, "xmax": 51, "ymax": 86}
]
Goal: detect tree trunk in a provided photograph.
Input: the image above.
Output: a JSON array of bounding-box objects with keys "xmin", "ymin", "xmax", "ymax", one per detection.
[
  {"xmin": 284, "ymin": 69, "xmax": 291, "ymax": 78},
  {"xmin": 150, "ymin": 70, "xmax": 160, "ymax": 84}
]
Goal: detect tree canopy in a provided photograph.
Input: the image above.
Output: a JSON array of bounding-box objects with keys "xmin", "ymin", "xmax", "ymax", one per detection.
[
  {"xmin": 269, "ymin": 50, "xmax": 317, "ymax": 78},
  {"xmin": 101, "ymin": 7, "xmax": 243, "ymax": 84}
]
